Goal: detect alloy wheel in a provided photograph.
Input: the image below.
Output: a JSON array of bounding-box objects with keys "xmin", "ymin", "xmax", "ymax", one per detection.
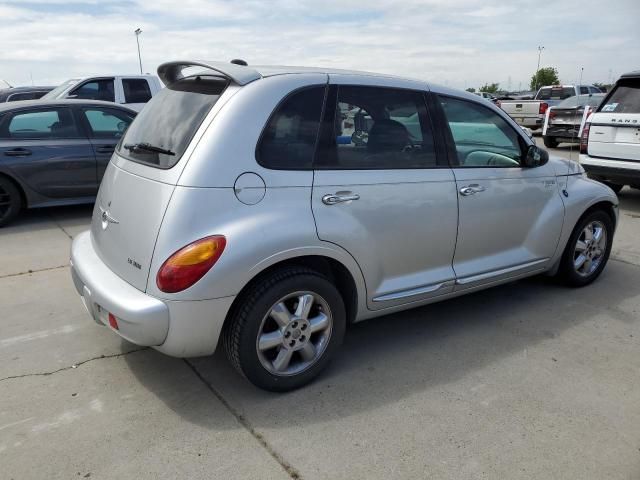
[{"xmin": 573, "ymin": 220, "xmax": 607, "ymax": 277}]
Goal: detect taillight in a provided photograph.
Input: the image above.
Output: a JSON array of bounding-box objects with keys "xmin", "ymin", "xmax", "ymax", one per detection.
[
  {"xmin": 539, "ymin": 102, "xmax": 549, "ymax": 115},
  {"xmin": 549, "ymin": 111, "xmax": 556, "ymax": 121},
  {"xmin": 156, "ymin": 236, "xmax": 226, "ymax": 293},
  {"xmin": 580, "ymin": 122, "xmax": 591, "ymax": 155},
  {"xmin": 496, "ymin": 100, "xmax": 501, "ymax": 108}
]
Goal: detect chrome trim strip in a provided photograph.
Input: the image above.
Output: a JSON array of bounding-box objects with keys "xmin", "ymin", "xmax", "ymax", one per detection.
[
  {"xmin": 455, "ymin": 258, "xmax": 548, "ymax": 285},
  {"xmin": 372, "ymin": 281, "xmax": 451, "ymax": 302}
]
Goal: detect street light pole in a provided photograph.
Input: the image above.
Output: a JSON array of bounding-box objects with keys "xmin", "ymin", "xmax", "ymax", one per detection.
[
  {"xmin": 535, "ymin": 46, "xmax": 545, "ymax": 91},
  {"xmin": 134, "ymin": 28, "xmax": 143, "ymax": 74}
]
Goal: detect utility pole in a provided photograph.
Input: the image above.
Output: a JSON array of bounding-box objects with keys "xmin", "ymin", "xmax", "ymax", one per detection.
[
  {"xmin": 535, "ymin": 46, "xmax": 545, "ymax": 90},
  {"xmin": 134, "ymin": 28, "xmax": 143, "ymax": 74}
]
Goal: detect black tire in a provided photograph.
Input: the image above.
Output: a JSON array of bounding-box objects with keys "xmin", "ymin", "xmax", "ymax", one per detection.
[
  {"xmin": 223, "ymin": 267, "xmax": 346, "ymax": 392},
  {"xmin": 557, "ymin": 210, "xmax": 613, "ymax": 287},
  {"xmin": 0, "ymin": 176, "xmax": 23, "ymax": 227},
  {"xmin": 543, "ymin": 135, "xmax": 558, "ymax": 148},
  {"xmin": 601, "ymin": 181, "xmax": 624, "ymax": 194}
]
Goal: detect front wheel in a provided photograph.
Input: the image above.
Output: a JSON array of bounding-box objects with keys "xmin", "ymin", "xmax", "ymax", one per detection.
[
  {"xmin": 223, "ymin": 267, "xmax": 346, "ymax": 391},
  {"xmin": 557, "ymin": 210, "xmax": 613, "ymax": 287},
  {"xmin": 543, "ymin": 135, "xmax": 558, "ymax": 148},
  {"xmin": 0, "ymin": 176, "xmax": 23, "ymax": 227}
]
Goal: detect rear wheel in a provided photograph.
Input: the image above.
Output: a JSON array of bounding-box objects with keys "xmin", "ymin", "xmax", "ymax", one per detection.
[
  {"xmin": 223, "ymin": 267, "xmax": 346, "ymax": 391},
  {"xmin": 557, "ymin": 210, "xmax": 613, "ymax": 287},
  {"xmin": 543, "ymin": 135, "xmax": 558, "ymax": 148},
  {"xmin": 0, "ymin": 176, "xmax": 23, "ymax": 227}
]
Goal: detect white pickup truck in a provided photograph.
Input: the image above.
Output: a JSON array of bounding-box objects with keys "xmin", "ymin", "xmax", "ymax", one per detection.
[
  {"xmin": 499, "ymin": 84, "xmax": 602, "ymax": 130},
  {"xmin": 41, "ymin": 75, "xmax": 163, "ymax": 111}
]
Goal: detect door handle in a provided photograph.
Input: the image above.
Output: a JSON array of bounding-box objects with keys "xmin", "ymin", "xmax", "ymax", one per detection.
[
  {"xmin": 322, "ymin": 193, "xmax": 360, "ymax": 205},
  {"xmin": 459, "ymin": 184, "xmax": 485, "ymax": 196},
  {"xmin": 96, "ymin": 146, "xmax": 115, "ymax": 154},
  {"xmin": 4, "ymin": 148, "xmax": 31, "ymax": 157}
]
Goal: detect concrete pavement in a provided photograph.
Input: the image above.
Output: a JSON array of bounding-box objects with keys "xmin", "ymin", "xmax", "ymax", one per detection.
[{"xmin": 1, "ymin": 182, "xmax": 639, "ymax": 479}]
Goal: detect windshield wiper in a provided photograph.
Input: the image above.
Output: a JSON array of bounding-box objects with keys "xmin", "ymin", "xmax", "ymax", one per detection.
[{"xmin": 124, "ymin": 142, "xmax": 175, "ymax": 156}]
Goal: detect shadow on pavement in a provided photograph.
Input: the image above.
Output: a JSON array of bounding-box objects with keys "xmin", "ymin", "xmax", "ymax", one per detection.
[{"xmin": 124, "ymin": 260, "xmax": 638, "ymax": 430}]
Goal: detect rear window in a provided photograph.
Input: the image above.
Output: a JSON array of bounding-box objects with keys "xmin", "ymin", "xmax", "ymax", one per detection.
[
  {"xmin": 537, "ymin": 87, "xmax": 575, "ymax": 100},
  {"xmin": 117, "ymin": 75, "xmax": 227, "ymax": 169},
  {"xmin": 599, "ymin": 79, "xmax": 640, "ymax": 114}
]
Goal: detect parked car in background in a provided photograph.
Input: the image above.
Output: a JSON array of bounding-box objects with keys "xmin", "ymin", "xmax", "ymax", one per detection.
[
  {"xmin": 500, "ymin": 84, "xmax": 603, "ymax": 131},
  {"xmin": 580, "ymin": 71, "xmax": 640, "ymax": 193},
  {"xmin": 0, "ymin": 100, "xmax": 136, "ymax": 226},
  {"xmin": 542, "ymin": 94, "xmax": 605, "ymax": 148},
  {"xmin": 41, "ymin": 75, "xmax": 162, "ymax": 111},
  {"xmin": 0, "ymin": 86, "xmax": 54, "ymax": 102},
  {"xmin": 70, "ymin": 60, "xmax": 618, "ymax": 392}
]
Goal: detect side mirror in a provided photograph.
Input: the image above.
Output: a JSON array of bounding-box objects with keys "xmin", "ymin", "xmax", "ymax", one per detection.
[
  {"xmin": 523, "ymin": 144, "xmax": 549, "ymax": 168},
  {"xmin": 520, "ymin": 126, "xmax": 534, "ymax": 139}
]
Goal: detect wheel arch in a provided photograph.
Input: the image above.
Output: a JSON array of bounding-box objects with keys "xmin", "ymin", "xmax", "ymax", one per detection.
[{"xmin": 224, "ymin": 254, "xmax": 362, "ymax": 333}]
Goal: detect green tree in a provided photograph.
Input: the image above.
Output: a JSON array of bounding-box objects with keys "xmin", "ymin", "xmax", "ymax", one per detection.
[
  {"xmin": 465, "ymin": 87, "xmax": 476, "ymax": 93},
  {"xmin": 530, "ymin": 67, "xmax": 560, "ymax": 90},
  {"xmin": 479, "ymin": 83, "xmax": 500, "ymax": 94}
]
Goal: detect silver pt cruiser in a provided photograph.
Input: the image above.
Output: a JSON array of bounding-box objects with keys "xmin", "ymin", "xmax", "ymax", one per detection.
[{"xmin": 70, "ymin": 60, "xmax": 618, "ymax": 391}]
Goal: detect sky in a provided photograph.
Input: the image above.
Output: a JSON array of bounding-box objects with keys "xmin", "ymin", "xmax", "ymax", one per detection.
[{"xmin": 0, "ymin": 0, "xmax": 638, "ymax": 92}]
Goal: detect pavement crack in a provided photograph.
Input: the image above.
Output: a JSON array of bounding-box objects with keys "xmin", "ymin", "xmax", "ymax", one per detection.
[
  {"xmin": 0, "ymin": 264, "xmax": 69, "ymax": 279},
  {"xmin": 49, "ymin": 215, "xmax": 74, "ymax": 240},
  {"xmin": 0, "ymin": 348, "xmax": 148, "ymax": 383},
  {"xmin": 184, "ymin": 359, "xmax": 303, "ymax": 480}
]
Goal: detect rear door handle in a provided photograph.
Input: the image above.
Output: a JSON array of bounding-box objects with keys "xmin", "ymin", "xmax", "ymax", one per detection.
[
  {"xmin": 96, "ymin": 146, "xmax": 115, "ymax": 154},
  {"xmin": 459, "ymin": 184, "xmax": 486, "ymax": 196},
  {"xmin": 4, "ymin": 148, "xmax": 32, "ymax": 157},
  {"xmin": 322, "ymin": 193, "xmax": 360, "ymax": 205}
]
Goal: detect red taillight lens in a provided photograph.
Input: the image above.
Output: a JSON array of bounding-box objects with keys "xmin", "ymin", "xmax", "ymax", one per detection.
[
  {"xmin": 539, "ymin": 102, "xmax": 549, "ymax": 115},
  {"xmin": 580, "ymin": 122, "xmax": 591, "ymax": 154},
  {"xmin": 108, "ymin": 313, "xmax": 119, "ymax": 330},
  {"xmin": 549, "ymin": 111, "xmax": 556, "ymax": 120},
  {"xmin": 156, "ymin": 236, "xmax": 226, "ymax": 293}
]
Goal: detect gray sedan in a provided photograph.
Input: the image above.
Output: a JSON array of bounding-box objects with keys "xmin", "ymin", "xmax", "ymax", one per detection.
[{"xmin": 0, "ymin": 100, "xmax": 136, "ymax": 226}]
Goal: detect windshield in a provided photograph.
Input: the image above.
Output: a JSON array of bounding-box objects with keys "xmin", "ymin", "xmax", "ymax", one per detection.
[
  {"xmin": 41, "ymin": 79, "xmax": 80, "ymax": 99},
  {"xmin": 117, "ymin": 75, "xmax": 227, "ymax": 169},
  {"xmin": 599, "ymin": 79, "xmax": 640, "ymax": 114},
  {"xmin": 558, "ymin": 94, "xmax": 605, "ymax": 108},
  {"xmin": 537, "ymin": 87, "xmax": 575, "ymax": 100}
]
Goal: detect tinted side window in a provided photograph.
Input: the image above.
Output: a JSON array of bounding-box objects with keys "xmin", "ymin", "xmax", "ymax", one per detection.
[
  {"xmin": 7, "ymin": 92, "xmax": 36, "ymax": 102},
  {"xmin": 316, "ymin": 86, "xmax": 437, "ymax": 169},
  {"xmin": 580, "ymin": 86, "xmax": 589, "ymax": 94},
  {"xmin": 439, "ymin": 96, "xmax": 522, "ymax": 167},
  {"xmin": 1, "ymin": 108, "xmax": 79, "ymax": 139},
  {"xmin": 71, "ymin": 80, "xmax": 115, "ymax": 102},
  {"xmin": 122, "ymin": 79, "xmax": 152, "ymax": 103},
  {"xmin": 82, "ymin": 108, "xmax": 135, "ymax": 138},
  {"xmin": 257, "ymin": 86, "xmax": 325, "ymax": 170}
]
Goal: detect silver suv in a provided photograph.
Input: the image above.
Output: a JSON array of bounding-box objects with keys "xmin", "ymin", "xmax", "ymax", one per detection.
[{"xmin": 71, "ymin": 60, "xmax": 618, "ymax": 391}]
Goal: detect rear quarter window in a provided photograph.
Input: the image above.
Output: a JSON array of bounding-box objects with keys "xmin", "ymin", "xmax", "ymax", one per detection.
[{"xmin": 117, "ymin": 75, "xmax": 227, "ymax": 169}]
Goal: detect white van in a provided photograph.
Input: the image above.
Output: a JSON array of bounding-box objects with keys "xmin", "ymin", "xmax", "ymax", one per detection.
[{"xmin": 580, "ymin": 71, "xmax": 640, "ymax": 192}]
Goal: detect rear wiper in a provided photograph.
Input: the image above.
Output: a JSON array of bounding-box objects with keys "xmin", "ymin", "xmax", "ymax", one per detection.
[{"xmin": 123, "ymin": 142, "xmax": 175, "ymax": 156}]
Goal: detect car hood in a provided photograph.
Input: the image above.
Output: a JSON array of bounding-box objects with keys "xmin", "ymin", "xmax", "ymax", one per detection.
[{"xmin": 548, "ymin": 155, "xmax": 584, "ymax": 176}]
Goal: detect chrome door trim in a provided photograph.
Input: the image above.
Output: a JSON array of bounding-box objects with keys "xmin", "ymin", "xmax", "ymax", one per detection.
[
  {"xmin": 322, "ymin": 193, "xmax": 360, "ymax": 205},
  {"xmin": 372, "ymin": 280, "xmax": 453, "ymax": 302},
  {"xmin": 455, "ymin": 258, "xmax": 548, "ymax": 285}
]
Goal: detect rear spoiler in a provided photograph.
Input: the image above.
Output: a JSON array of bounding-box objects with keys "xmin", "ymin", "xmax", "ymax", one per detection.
[{"xmin": 157, "ymin": 60, "xmax": 262, "ymax": 86}]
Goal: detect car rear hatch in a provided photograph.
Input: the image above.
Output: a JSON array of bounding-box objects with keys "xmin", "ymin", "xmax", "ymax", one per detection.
[
  {"xmin": 90, "ymin": 61, "xmax": 257, "ymax": 291},
  {"xmin": 588, "ymin": 77, "xmax": 640, "ymax": 161}
]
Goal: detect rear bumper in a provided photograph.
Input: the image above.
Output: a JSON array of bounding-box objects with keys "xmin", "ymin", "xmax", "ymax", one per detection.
[
  {"xmin": 70, "ymin": 231, "xmax": 235, "ymax": 357},
  {"xmin": 579, "ymin": 155, "xmax": 640, "ymax": 184},
  {"xmin": 546, "ymin": 124, "xmax": 579, "ymax": 139}
]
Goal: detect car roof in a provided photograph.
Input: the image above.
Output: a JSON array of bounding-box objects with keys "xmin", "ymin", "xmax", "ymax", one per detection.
[
  {"xmin": 0, "ymin": 99, "xmax": 137, "ymax": 113},
  {"xmin": 620, "ymin": 70, "xmax": 640, "ymax": 80},
  {"xmin": 0, "ymin": 86, "xmax": 54, "ymax": 94},
  {"xmin": 158, "ymin": 60, "xmax": 422, "ymax": 87}
]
